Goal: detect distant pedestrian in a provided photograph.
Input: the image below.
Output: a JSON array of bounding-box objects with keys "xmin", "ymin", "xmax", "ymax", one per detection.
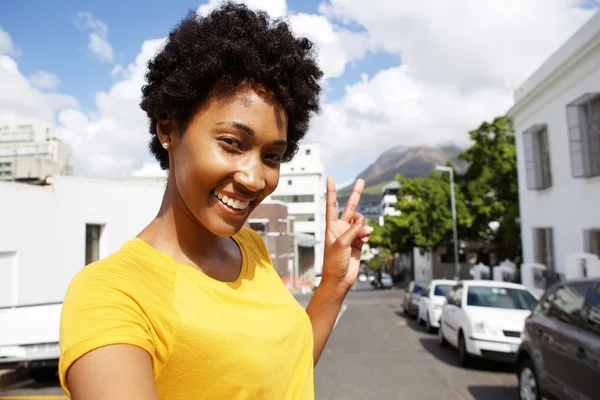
[{"xmin": 58, "ymin": 3, "xmax": 372, "ymax": 399}]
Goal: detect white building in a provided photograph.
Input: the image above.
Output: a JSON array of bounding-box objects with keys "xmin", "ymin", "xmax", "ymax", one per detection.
[
  {"xmin": 0, "ymin": 176, "xmax": 167, "ymax": 307},
  {"xmin": 269, "ymin": 144, "xmax": 325, "ymax": 275},
  {"xmin": 0, "ymin": 115, "xmax": 74, "ymax": 181},
  {"xmin": 508, "ymin": 11, "xmax": 600, "ymax": 282},
  {"xmin": 379, "ymin": 180, "xmax": 401, "ymax": 226}
]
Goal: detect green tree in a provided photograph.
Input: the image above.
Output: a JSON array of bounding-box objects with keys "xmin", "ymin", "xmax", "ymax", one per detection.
[
  {"xmin": 458, "ymin": 116, "xmax": 521, "ymax": 261},
  {"xmin": 374, "ymin": 171, "xmax": 472, "ymax": 254}
]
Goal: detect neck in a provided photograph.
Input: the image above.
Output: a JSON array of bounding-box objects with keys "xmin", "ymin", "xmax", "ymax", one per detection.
[{"xmin": 138, "ymin": 180, "xmax": 224, "ymax": 262}]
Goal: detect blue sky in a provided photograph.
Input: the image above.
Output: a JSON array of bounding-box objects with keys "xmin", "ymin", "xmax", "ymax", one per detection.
[{"xmin": 0, "ymin": 1, "xmax": 597, "ymax": 184}]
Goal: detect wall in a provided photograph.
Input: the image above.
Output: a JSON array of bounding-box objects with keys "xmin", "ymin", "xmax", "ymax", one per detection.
[
  {"xmin": 0, "ymin": 176, "xmax": 166, "ymax": 306},
  {"xmin": 511, "ymin": 18, "xmax": 600, "ymax": 276}
]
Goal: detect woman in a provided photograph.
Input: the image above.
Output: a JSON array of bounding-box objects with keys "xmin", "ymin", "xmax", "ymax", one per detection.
[{"xmin": 58, "ymin": 3, "xmax": 372, "ymax": 399}]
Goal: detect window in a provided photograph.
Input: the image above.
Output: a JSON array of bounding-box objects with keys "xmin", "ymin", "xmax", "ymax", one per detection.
[
  {"xmin": 467, "ymin": 286, "xmax": 537, "ymax": 310},
  {"xmin": 305, "ymin": 149, "xmax": 311, "ymax": 155},
  {"xmin": 271, "ymin": 194, "xmax": 314, "ymax": 203},
  {"xmin": 287, "ymin": 180, "xmax": 292, "ymax": 185},
  {"xmin": 249, "ymin": 221, "xmax": 268, "ymax": 236},
  {"xmin": 567, "ymin": 93, "xmax": 600, "ymax": 178},
  {"xmin": 85, "ymin": 224, "xmax": 103, "ymax": 265},
  {"xmin": 586, "ymin": 285, "xmax": 600, "ymax": 334},
  {"xmin": 584, "ymin": 229, "xmax": 600, "ymax": 257},
  {"xmin": 523, "ymin": 124, "xmax": 552, "ymax": 190},
  {"xmin": 548, "ymin": 282, "xmax": 592, "ymax": 324},
  {"xmin": 293, "ymin": 214, "xmax": 314, "ymax": 222},
  {"xmin": 533, "ymin": 227, "xmax": 555, "ymax": 283},
  {"xmin": 433, "ymin": 284, "xmax": 452, "ymax": 297}
]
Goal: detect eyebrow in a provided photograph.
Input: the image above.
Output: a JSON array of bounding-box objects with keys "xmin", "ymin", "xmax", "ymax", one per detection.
[{"xmin": 216, "ymin": 121, "xmax": 287, "ymax": 146}]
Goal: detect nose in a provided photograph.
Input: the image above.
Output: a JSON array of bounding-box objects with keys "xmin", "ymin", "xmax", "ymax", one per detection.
[{"xmin": 233, "ymin": 155, "xmax": 266, "ymax": 193}]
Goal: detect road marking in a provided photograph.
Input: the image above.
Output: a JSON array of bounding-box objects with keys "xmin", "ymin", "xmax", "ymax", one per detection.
[
  {"xmin": 396, "ymin": 320, "xmax": 407, "ymax": 327},
  {"xmin": 334, "ymin": 304, "xmax": 347, "ymax": 329}
]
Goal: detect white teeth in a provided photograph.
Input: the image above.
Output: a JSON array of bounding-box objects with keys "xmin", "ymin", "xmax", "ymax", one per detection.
[{"xmin": 214, "ymin": 192, "xmax": 251, "ymax": 210}]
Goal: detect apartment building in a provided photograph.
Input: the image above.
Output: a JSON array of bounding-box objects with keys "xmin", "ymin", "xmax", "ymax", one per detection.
[
  {"xmin": 508, "ymin": 11, "xmax": 600, "ymax": 283},
  {"xmin": 0, "ymin": 115, "xmax": 74, "ymax": 182},
  {"xmin": 268, "ymin": 144, "xmax": 325, "ymax": 276}
]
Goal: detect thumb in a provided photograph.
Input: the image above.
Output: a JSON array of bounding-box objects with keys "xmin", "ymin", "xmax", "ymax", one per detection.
[{"xmin": 337, "ymin": 224, "xmax": 373, "ymax": 247}]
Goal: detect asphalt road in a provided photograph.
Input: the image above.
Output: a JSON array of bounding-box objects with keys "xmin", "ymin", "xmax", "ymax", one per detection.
[{"xmin": 0, "ymin": 284, "xmax": 518, "ymax": 399}]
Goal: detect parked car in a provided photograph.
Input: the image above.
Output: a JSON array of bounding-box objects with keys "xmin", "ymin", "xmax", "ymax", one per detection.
[
  {"xmin": 403, "ymin": 280, "xmax": 427, "ymax": 318},
  {"xmin": 379, "ymin": 273, "xmax": 393, "ymax": 289},
  {"xmin": 438, "ymin": 280, "xmax": 538, "ymax": 366},
  {"xmin": 0, "ymin": 302, "xmax": 62, "ymax": 381},
  {"xmin": 516, "ymin": 278, "xmax": 600, "ymax": 400},
  {"xmin": 417, "ymin": 279, "xmax": 456, "ymax": 332}
]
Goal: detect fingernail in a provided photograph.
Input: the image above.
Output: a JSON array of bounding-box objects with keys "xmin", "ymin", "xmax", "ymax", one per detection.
[
  {"xmin": 365, "ymin": 226, "xmax": 374, "ymax": 233},
  {"xmin": 361, "ymin": 236, "xmax": 369, "ymax": 242}
]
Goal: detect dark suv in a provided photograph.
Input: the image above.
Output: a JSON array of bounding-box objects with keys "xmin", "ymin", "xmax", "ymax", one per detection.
[{"xmin": 516, "ymin": 278, "xmax": 600, "ymax": 400}]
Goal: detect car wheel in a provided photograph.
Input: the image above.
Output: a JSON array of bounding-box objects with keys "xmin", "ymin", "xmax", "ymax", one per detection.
[
  {"xmin": 438, "ymin": 322, "xmax": 447, "ymax": 347},
  {"xmin": 518, "ymin": 358, "xmax": 540, "ymax": 400},
  {"xmin": 425, "ymin": 313, "xmax": 434, "ymax": 333},
  {"xmin": 458, "ymin": 332, "xmax": 470, "ymax": 367}
]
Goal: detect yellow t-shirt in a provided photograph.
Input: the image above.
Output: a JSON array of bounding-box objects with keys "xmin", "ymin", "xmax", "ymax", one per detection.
[{"xmin": 59, "ymin": 227, "xmax": 314, "ymax": 399}]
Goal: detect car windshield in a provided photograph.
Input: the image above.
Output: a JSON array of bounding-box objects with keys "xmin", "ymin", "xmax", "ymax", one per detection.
[
  {"xmin": 382, "ymin": 274, "xmax": 391, "ymax": 279},
  {"xmin": 433, "ymin": 284, "xmax": 452, "ymax": 296},
  {"xmin": 412, "ymin": 283, "xmax": 426, "ymax": 294},
  {"xmin": 467, "ymin": 286, "xmax": 537, "ymax": 310}
]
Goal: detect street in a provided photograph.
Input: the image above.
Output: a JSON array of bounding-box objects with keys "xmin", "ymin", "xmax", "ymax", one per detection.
[{"xmin": 0, "ymin": 285, "xmax": 518, "ymax": 399}]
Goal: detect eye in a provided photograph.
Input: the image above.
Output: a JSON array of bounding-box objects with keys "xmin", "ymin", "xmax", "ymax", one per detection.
[
  {"xmin": 265, "ymin": 153, "xmax": 283, "ymax": 164},
  {"xmin": 218, "ymin": 137, "xmax": 242, "ymax": 151}
]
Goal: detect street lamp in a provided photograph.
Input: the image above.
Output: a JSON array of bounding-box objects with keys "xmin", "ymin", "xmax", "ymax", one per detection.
[{"xmin": 435, "ymin": 165, "xmax": 460, "ymax": 280}]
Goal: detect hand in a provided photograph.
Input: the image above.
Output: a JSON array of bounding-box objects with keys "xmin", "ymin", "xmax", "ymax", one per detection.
[{"xmin": 322, "ymin": 177, "xmax": 373, "ymax": 295}]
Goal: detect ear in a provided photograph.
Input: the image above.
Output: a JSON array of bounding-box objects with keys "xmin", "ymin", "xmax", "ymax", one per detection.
[{"xmin": 156, "ymin": 120, "xmax": 177, "ymax": 148}]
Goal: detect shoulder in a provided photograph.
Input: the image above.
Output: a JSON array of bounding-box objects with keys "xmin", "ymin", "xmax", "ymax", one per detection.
[{"xmin": 64, "ymin": 240, "xmax": 177, "ymax": 307}]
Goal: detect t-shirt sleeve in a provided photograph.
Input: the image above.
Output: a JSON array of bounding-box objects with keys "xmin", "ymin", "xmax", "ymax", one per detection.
[{"xmin": 58, "ymin": 265, "xmax": 155, "ymax": 395}]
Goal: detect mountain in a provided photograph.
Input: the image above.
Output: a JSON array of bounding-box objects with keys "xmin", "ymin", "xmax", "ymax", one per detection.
[{"xmin": 338, "ymin": 145, "xmax": 467, "ymax": 205}]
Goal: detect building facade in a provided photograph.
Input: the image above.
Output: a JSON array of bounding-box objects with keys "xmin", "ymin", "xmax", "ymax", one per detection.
[
  {"xmin": 508, "ymin": 11, "xmax": 600, "ymax": 282},
  {"xmin": 269, "ymin": 143, "xmax": 325, "ymax": 276},
  {"xmin": 245, "ymin": 201, "xmax": 296, "ymax": 278},
  {"xmin": 0, "ymin": 115, "xmax": 74, "ymax": 182},
  {"xmin": 0, "ymin": 175, "xmax": 308, "ymax": 307}
]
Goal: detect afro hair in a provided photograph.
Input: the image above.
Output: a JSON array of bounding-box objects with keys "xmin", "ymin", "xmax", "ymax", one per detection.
[{"xmin": 140, "ymin": 2, "xmax": 323, "ymax": 170}]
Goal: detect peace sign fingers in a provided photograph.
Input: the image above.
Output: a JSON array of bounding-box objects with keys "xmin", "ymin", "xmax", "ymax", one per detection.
[
  {"xmin": 340, "ymin": 179, "xmax": 364, "ymax": 222},
  {"xmin": 325, "ymin": 176, "xmax": 339, "ymax": 223}
]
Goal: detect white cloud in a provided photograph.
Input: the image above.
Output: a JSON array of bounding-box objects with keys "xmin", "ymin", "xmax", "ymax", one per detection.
[
  {"xmin": 0, "ymin": 56, "xmax": 78, "ymax": 122},
  {"xmin": 28, "ymin": 70, "xmax": 61, "ymax": 91},
  {"xmin": 2, "ymin": 1, "xmax": 596, "ymax": 182},
  {"xmin": 288, "ymin": 13, "xmax": 371, "ymax": 79},
  {"xmin": 132, "ymin": 162, "xmax": 167, "ymax": 177},
  {"xmin": 74, "ymin": 12, "xmax": 114, "ymax": 63},
  {"xmin": 304, "ymin": 0, "xmax": 597, "ymax": 175},
  {"xmin": 198, "ymin": 0, "xmax": 287, "ymax": 18},
  {"xmin": 56, "ymin": 39, "xmax": 165, "ymax": 177},
  {"xmin": 0, "ymin": 27, "xmax": 20, "ymax": 56}
]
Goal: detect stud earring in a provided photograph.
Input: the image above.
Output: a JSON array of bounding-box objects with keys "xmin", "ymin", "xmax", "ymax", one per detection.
[{"xmin": 162, "ymin": 142, "xmax": 170, "ymax": 150}]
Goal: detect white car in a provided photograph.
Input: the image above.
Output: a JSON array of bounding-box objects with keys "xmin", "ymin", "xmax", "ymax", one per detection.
[
  {"xmin": 438, "ymin": 280, "xmax": 538, "ymax": 366},
  {"xmin": 417, "ymin": 279, "xmax": 456, "ymax": 332},
  {"xmin": 0, "ymin": 302, "xmax": 62, "ymax": 381}
]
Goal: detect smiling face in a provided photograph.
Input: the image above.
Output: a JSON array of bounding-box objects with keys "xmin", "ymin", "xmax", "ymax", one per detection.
[{"xmin": 159, "ymin": 85, "xmax": 288, "ymax": 236}]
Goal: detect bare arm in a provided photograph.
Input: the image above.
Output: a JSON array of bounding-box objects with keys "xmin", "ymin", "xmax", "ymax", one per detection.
[
  {"xmin": 305, "ymin": 281, "xmax": 345, "ymax": 365},
  {"xmin": 307, "ymin": 178, "xmax": 371, "ymax": 366},
  {"xmin": 67, "ymin": 344, "xmax": 159, "ymax": 400}
]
